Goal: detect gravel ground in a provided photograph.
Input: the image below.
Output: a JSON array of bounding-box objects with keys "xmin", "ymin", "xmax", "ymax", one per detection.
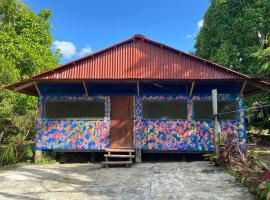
[{"xmin": 0, "ymin": 162, "xmax": 255, "ymax": 200}]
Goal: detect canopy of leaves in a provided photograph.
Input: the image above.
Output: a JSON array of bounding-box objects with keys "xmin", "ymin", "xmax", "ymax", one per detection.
[
  {"xmin": 195, "ymin": 0, "xmax": 270, "ymax": 131},
  {"xmin": 195, "ymin": 0, "xmax": 270, "ymax": 77},
  {"xmin": 0, "ymin": 0, "xmax": 59, "ymax": 143}
]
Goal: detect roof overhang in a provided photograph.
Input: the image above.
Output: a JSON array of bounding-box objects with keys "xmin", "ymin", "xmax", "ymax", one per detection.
[{"xmin": 4, "ymin": 78, "xmax": 270, "ymax": 97}]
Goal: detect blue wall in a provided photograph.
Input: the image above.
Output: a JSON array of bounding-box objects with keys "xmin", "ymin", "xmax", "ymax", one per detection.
[{"xmin": 35, "ymin": 92, "xmax": 246, "ymax": 152}]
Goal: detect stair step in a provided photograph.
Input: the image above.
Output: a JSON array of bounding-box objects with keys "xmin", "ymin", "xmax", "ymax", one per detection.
[
  {"xmin": 104, "ymin": 154, "xmax": 135, "ymax": 158},
  {"xmin": 101, "ymin": 161, "xmax": 133, "ymax": 165},
  {"xmin": 105, "ymin": 148, "xmax": 135, "ymax": 153}
]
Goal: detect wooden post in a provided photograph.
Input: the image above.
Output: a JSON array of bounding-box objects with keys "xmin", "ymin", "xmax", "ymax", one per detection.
[
  {"xmin": 135, "ymin": 148, "xmax": 142, "ymax": 163},
  {"xmin": 137, "ymin": 81, "xmax": 140, "ymax": 97},
  {"xmin": 83, "ymin": 81, "xmax": 88, "ymax": 97},
  {"xmin": 34, "ymin": 82, "xmax": 41, "ymax": 97},
  {"xmin": 34, "ymin": 150, "xmax": 42, "ymax": 163},
  {"xmin": 212, "ymin": 89, "xmax": 220, "ymax": 165},
  {"xmin": 240, "ymin": 81, "xmax": 247, "ymax": 96},
  {"xmin": 189, "ymin": 81, "xmax": 195, "ymax": 97}
]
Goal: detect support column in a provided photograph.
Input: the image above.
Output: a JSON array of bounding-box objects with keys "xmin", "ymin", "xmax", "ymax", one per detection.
[
  {"xmin": 135, "ymin": 149, "xmax": 142, "ymax": 163},
  {"xmin": 212, "ymin": 89, "xmax": 220, "ymax": 166},
  {"xmin": 35, "ymin": 150, "xmax": 42, "ymax": 163}
]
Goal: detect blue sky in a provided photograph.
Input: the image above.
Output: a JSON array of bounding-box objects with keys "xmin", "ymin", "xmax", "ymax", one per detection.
[{"xmin": 25, "ymin": 0, "xmax": 209, "ymax": 64}]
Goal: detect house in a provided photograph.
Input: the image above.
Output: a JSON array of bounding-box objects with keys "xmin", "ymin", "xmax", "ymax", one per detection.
[{"xmin": 5, "ymin": 34, "xmax": 270, "ymax": 163}]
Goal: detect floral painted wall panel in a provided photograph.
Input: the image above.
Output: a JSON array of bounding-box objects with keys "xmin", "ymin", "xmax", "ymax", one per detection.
[
  {"xmin": 134, "ymin": 95, "xmax": 246, "ymax": 152},
  {"xmin": 36, "ymin": 120, "xmax": 110, "ymax": 149},
  {"xmin": 35, "ymin": 94, "xmax": 246, "ymax": 151},
  {"xmin": 35, "ymin": 96, "xmax": 110, "ymax": 150},
  {"xmin": 134, "ymin": 120, "xmax": 214, "ymax": 151}
]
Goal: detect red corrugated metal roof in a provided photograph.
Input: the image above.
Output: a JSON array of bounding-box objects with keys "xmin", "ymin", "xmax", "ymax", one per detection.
[
  {"xmin": 6, "ymin": 34, "xmax": 270, "ymax": 96},
  {"xmin": 30, "ymin": 34, "xmax": 249, "ymax": 81}
]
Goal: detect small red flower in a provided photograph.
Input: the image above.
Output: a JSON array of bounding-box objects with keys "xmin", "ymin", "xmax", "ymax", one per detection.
[{"xmin": 265, "ymin": 171, "xmax": 270, "ymax": 181}]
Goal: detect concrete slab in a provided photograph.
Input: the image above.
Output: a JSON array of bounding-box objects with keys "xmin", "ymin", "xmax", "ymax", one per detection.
[{"xmin": 0, "ymin": 162, "xmax": 255, "ymax": 200}]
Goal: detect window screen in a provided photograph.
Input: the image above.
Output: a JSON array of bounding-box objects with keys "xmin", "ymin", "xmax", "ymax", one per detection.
[
  {"xmin": 142, "ymin": 100, "xmax": 187, "ymax": 119},
  {"xmin": 44, "ymin": 101, "xmax": 105, "ymax": 119},
  {"xmin": 193, "ymin": 100, "xmax": 237, "ymax": 120},
  {"xmin": 193, "ymin": 101, "xmax": 212, "ymax": 120},
  {"xmin": 218, "ymin": 101, "xmax": 237, "ymax": 120}
]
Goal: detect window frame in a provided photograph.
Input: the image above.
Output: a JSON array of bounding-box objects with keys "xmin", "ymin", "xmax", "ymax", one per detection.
[
  {"xmin": 218, "ymin": 100, "xmax": 238, "ymax": 121},
  {"xmin": 43, "ymin": 99, "xmax": 105, "ymax": 120},
  {"xmin": 142, "ymin": 99, "xmax": 188, "ymax": 120},
  {"xmin": 193, "ymin": 100, "xmax": 238, "ymax": 121}
]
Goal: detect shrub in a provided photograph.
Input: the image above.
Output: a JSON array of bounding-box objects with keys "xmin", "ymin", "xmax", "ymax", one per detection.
[
  {"xmin": 221, "ymin": 141, "xmax": 270, "ymax": 199},
  {"xmin": 0, "ymin": 133, "xmax": 34, "ymax": 165}
]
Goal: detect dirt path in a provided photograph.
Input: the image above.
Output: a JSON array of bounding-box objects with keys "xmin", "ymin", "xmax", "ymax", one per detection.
[{"xmin": 0, "ymin": 162, "xmax": 255, "ymax": 200}]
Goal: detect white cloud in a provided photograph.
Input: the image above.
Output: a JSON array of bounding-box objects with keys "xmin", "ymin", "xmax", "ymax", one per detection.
[
  {"xmin": 53, "ymin": 40, "xmax": 76, "ymax": 58},
  {"xmin": 77, "ymin": 45, "xmax": 93, "ymax": 57},
  {"xmin": 185, "ymin": 34, "xmax": 195, "ymax": 39},
  {"xmin": 53, "ymin": 40, "xmax": 93, "ymax": 59},
  {"xmin": 198, "ymin": 19, "xmax": 204, "ymax": 29}
]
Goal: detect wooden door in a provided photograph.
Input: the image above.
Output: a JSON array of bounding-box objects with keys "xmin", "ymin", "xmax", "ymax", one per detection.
[{"xmin": 110, "ymin": 96, "xmax": 134, "ymax": 148}]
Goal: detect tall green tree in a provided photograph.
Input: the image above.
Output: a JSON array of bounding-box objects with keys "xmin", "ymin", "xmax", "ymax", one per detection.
[
  {"xmin": 0, "ymin": 0, "xmax": 59, "ymax": 142},
  {"xmin": 195, "ymin": 0, "xmax": 270, "ymax": 77},
  {"xmin": 195, "ymin": 0, "xmax": 270, "ymax": 129}
]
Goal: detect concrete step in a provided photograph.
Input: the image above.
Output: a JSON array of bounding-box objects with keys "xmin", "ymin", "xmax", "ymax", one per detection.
[
  {"xmin": 101, "ymin": 161, "xmax": 133, "ymax": 165},
  {"xmin": 105, "ymin": 148, "xmax": 135, "ymax": 153},
  {"xmin": 104, "ymin": 154, "xmax": 135, "ymax": 158}
]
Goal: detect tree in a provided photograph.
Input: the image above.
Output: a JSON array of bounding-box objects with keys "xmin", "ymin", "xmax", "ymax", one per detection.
[
  {"xmin": 195, "ymin": 0, "xmax": 270, "ymax": 130},
  {"xmin": 195, "ymin": 0, "xmax": 270, "ymax": 77},
  {"xmin": 0, "ymin": 0, "xmax": 59, "ymax": 143}
]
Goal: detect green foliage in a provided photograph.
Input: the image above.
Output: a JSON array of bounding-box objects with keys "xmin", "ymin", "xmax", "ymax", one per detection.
[
  {"xmin": 0, "ymin": 0, "xmax": 59, "ymax": 78},
  {"xmin": 259, "ymin": 181, "xmax": 270, "ymax": 200},
  {"xmin": 0, "ymin": 0, "xmax": 59, "ymax": 145},
  {"xmin": 203, "ymin": 153, "xmax": 216, "ymax": 164},
  {"xmin": 35, "ymin": 151, "xmax": 57, "ymax": 165},
  {"xmin": 0, "ymin": 133, "xmax": 26, "ymax": 165},
  {"xmin": 195, "ymin": 0, "xmax": 270, "ymax": 76},
  {"xmin": 195, "ymin": 0, "xmax": 270, "ymax": 130},
  {"xmin": 0, "ymin": 132, "xmax": 35, "ymax": 166},
  {"xmin": 23, "ymin": 144, "xmax": 34, "ymax": 161}
]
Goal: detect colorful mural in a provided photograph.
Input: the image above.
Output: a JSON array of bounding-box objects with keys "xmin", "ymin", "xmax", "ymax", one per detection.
[
  {"xmin": 35, "ymin": 93, "xmax": 246, "ymax": 152},
  {"xmin": 35, "ymin": 96, "xmax": 110, "ymax": 150},
  {"xmin": 134, "ymin": 95, "xmax": 246, "ymax": 152}
]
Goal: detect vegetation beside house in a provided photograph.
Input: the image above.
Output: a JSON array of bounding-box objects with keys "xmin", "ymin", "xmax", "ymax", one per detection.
[
  {"xmin": 197, "ymin": 1, "xmax": 270, "ymax": 199},
  {"xmin": 0, "ymin": 0, "xmax": 59, "ymax": 165},
  {"xmin": 0, "ymin": 2, "xmax": 269, "ymax": 200}
]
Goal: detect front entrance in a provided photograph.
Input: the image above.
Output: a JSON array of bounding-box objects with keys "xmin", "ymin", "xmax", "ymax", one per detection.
[{"xmin": 110, "ymin": 96, "xmax": 134, "ymax": 148}]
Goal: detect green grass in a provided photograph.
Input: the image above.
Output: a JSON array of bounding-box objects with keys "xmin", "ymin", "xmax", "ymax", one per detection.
[{"xmin": 34, "ymin": 158, "xmax": 58, "ymax": 165}]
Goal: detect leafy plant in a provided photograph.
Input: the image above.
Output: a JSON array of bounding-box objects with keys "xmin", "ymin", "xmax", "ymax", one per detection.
[
  {"xmin": 35, "ymin": 151, "xmax": 57, "ymax": 165},
  {"xmin": 0, "ymin": 133, "xmax": 26, "ymax": 165},
  {"xmin": 259, "ymin": 181, "xmax": 270, "ymax": 200},
  {"xmin": 220, "ymin": 139, "xmax": 270, "ymax": 198},
  {"xmin": 0, "ymin": 0, "xmax": 59, "ymax": 146},
  {"xmin": 203, "ymin": 153, "xmax": 216, "ymax": 164}
]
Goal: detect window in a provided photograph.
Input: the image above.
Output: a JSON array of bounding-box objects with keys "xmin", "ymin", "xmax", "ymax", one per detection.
[
  {"xmin": 142, "ymin": 100, "xmax": 187, "ymax": 119},
  {"xmin": 193, "ymin": 101, "xmax": 212, "ymax": 120},
  {"xmin": 44, "ymin": 100, "xmax": 105, "ymax": 119},
  {"xmin": 218, "ymin": 101, "xmax": 237, "ymax": 120},
  {"xmin": 193, "ymin": 100, "xmax": 237, "ymax": 120}
]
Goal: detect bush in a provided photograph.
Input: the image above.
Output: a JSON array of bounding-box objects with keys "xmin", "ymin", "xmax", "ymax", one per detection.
[
  {"xmin": 259, "ymin": 181, "xmax": 270, "ymax": 200},
  {"xmin": 35, "ymin": 151, "xmax": 57, "ymax": 165},
  {"xmin": 221, "ymin": 141, "xmax": 270, "ymax": 199},
  {"xmin": 0, "ymin": 133, "xmax": 34, "ymax": 165}
]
